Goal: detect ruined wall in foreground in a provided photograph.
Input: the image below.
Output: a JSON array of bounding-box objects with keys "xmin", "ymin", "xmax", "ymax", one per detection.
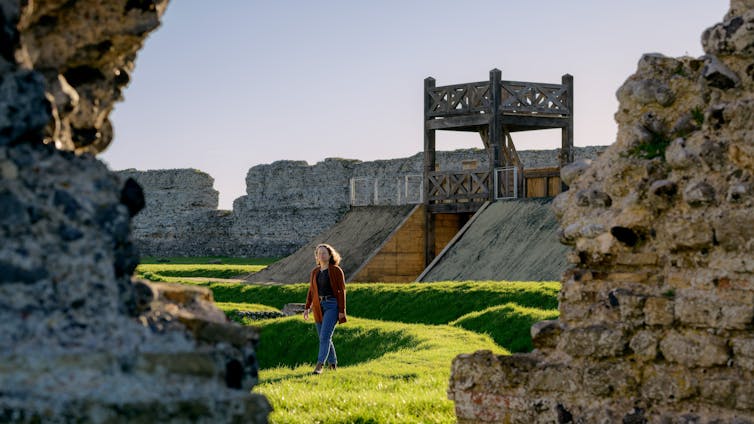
[
  {"xmin": 0, "ymin": 1, "xmax": 269, "ymax": 421},
  {"xmin": 448, "ymin": 2, "xmax": 754, "ymax": 422}
]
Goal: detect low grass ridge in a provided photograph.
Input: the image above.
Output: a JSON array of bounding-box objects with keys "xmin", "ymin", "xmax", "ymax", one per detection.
[
  {"xmin": 215, "ymin": 302, "xmax": 280, "ymax": 313},
  {"xmin": 253, "ymin": 316, "xmax": 504, "ymax": 424},
  {"xmin": 136, "ymin": 263, "xmax": 267, "ymax": 279},
  {"xmin": 140, "ymin": 256, "xmax": 279, "ymax": 265},
  {"xmin": 248, "ymin": 316, "xmax": 421, "ymax": 369},
  {"xmin": 147, "ymin": 262, "xmax": 561, "ymax": 423},
  {"xmin": 175, "ymin": 280, "xmax": 559, "ymax": 353},
  {"xmin": 449, "ymin": 303, "xmax": 559, "ymax": 352},
  {"xmin": 186, "ymin": 280, "xmax": 559, "ymax": 326}
]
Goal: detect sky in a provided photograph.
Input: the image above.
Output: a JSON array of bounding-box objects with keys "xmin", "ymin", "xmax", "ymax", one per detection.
[{"xmin": 100, "ymin": 0, "xmax": 730, "ymax": 210}]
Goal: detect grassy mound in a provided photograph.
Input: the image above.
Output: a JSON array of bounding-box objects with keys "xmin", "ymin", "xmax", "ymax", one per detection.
[
  {"xmin": 170, "ymin": 280, "xmax": 559, "ymax": 355},
  {"xmin": 344, "ymin": 281, "xmax": 558, "ymax": 324},
  {"xmin": 248, "ymin": 316, "xmax": 422, "ymax": 369},
  {"xmin": 253, "ymin": 317, "xmax": 503, "ymax": 424},
  {"xmin": 450, "ymin": 303, "xmax": 559, "ymax": 352},
  {"xmin": 190, "ymin": 281, "xmax": 558, "ymax": 325},
  {"xmin": 136, "ymin": 262, "xmax": 561, "ymax": 423}
]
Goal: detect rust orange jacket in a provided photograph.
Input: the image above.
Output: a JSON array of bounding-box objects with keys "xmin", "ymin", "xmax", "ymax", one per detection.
[{"xmin": 305, "ymin": 264, "xmax": 347, "ymax": 324}]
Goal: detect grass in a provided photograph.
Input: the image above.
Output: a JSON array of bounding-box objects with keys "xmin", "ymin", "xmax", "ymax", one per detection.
[
  {"xmin": 136, "ymin": 257, "xmax": 277, "ymax": 280},
  {"xmin": 627, "ymin": 106, "xmax": 705, "ymax": 161},
  {"xmin": 136, "ymin": 263, "xmax": 266, "ymax": 279},
  {"xmin": 136, "ymin": 259, "xmax": 561, "ymax": 423},
  {"xmin": 215, "ymin": 302, "xmax": 281, "ymax": 313},
  {"xmin": 249, "ymin": 316, "xmax": 423, "ymax": 369},
  {"xmin": 252, "ymin": 317, "xmax": 503, "ymax": 424},
  {"xmin": 628, "ymin": 132, "xmax": 672, "ymax": 160},
  {"xmin": 140, "ymin": 256, "xmax": 279, "ymax": 265},
  {"xmin": 691, "ymin": 106, "xmax": 704, "ymax": 126},
  {"xmin": 449, "ymin": 303, "xmax": 559, "ymax": 353},
  {"xmin": 181, "ymin": 280, "xmax": 559, "ymax": 327}
]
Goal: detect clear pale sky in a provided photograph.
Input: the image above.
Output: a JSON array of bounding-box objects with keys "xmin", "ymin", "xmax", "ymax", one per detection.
[{"xmin": 100, "ymin": 0, "xmax": 729, "ymax": 209}]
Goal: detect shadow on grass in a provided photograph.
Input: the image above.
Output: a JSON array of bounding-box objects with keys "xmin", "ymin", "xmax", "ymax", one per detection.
[
  {"xmin": 255, "ymin": 318, "xmax": 418, "ymax": 370},
  {"xmin": 450, "ymin": 302, "xmax": 559, "ymax": 353},
  {"xmin": 209, "ymin": 283, "xmax": 308, "ymax": 309},
  {"xmin": 357, "ymin": 282, "xmax": 559, "ymax": 325}
]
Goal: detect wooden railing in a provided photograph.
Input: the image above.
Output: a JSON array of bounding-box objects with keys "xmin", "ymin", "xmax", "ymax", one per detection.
[
  {"xmin": 426, "ymin": 81, "xmax": 491, "ymax": 117},
  {"xmin": 500, "ymin": 80, "xmax": 570, "ymax": 115},
  {"xmin": 427, "ymin": 170, "xmax": 490, "ymax": 203},
  {"xmin": 427, "ymin": 80, "xmax": 570, "ymax": 119}
]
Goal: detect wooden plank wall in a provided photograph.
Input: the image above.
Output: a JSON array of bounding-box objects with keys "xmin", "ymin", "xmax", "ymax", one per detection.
[
  {"xmin": 434, "ymin": 213, "xmax": 464, "ymax": 256},
  {"xmin": 351, "ymin": 208, "xmax": 467, "ymax": 283},
  {"xmin": 351, "ymin": 206, "xmax": 427, "ymax": 283},
  {"xmin": 524, "ymin": 167, "xmax": 562, "ymax": 198}
]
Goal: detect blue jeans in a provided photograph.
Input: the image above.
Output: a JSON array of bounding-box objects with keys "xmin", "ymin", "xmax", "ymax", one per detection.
[{"xmin": 315, "ymin": 298, "xmax": 338, "ymax": 365}]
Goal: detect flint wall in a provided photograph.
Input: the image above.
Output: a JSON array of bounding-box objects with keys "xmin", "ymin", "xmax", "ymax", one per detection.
[{"xmin": 121, "ymin": 146, "xmax": 605, "ymax": 258}]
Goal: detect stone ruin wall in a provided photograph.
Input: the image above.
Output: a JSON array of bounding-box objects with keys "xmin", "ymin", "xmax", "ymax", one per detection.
[
  {"xmin": 449, "ymin": 1, "xmax": 754, "ymax": 422},
  {"xmin": 117, "ymin": 168, "xmax": 235, "ymax": 257},
  {"xmin": 0, "ymin": 1, "xmax": 269, "ymax": 422},
  {"xmin": 120, "ymin": 146, "xmax": 606, "ymax": 258}
]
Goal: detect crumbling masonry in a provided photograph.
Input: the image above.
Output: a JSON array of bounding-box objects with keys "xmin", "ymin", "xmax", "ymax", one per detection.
[
  {"xmin": 449, "ymin": 2, "xmax": 754, "ymax": 422},
  {"xmin": 117, "ymin": 147, "xmax": 607, "ymax": 258},
  {"xmin": 0, "ymin": 1, "xmax": 269, "ymax": 422}
]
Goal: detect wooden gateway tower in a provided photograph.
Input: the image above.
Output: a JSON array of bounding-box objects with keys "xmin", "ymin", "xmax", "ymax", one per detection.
[{"xmin": 423, "ymin": 68, "xmax": 574, "ymax": 265}]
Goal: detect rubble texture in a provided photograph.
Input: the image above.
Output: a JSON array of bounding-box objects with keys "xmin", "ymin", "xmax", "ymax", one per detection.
[
  {"xmin": 120, "ymin": 146, "xmax": 605, "ymax": 258},
  {"xmin": 449, "ymin": 2, "xmax": 754, "ymax": 422},
  {"xmin": 117, "ymin": 168, "xmax": 234, "ymax": 257},
  {"xmin": 15, "ymin": 0, "xmax": 170, "ymax": 153},
  {"xmin": 0, "ymin": 1, "xmax": 269, "ymax": 422}
]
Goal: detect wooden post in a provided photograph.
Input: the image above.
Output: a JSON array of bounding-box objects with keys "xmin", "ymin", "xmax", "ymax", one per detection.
[
  {"xmin": 561, "ymin": 74, "xmax": 574, "ymax": 168},
  {"xmin": 424, "ymin": 77, "xmax": 436, "ymax": 266},
  {"xmin": 489, "ymin": 69, "xmax": 502, "ymax": 201}
]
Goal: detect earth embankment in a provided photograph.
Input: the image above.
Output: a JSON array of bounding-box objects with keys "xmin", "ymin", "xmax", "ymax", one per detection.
[
  {"xmin": 420, "ymin": 199, "xmax": 567, "ymax": 282},
  {"xmin": 246, "ymin": 205, "xmax": 416, "ymax": 284}
]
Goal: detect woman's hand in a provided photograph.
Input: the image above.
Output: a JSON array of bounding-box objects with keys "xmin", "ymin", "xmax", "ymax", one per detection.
[
  {"xmin": 303, "ymin": 309, "xmax": 310, "ymax": 320},
  {"xmin": 338, "ymin": 312, "xmax": 345, "ymax": 321}
]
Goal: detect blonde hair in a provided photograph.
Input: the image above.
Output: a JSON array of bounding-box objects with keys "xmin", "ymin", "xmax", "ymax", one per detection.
[{"xmin": 315, "ymin": 243, "xmax": 341, "ymax": 266}]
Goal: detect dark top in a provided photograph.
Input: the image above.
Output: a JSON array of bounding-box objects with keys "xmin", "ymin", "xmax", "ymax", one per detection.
[{"xmin": 317, "ymin": 268, "xmax": 334, "ymax": 297}]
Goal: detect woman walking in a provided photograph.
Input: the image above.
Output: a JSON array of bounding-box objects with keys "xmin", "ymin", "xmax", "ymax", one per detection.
[{"xmin": 303, "ymin": 243, "xmax": 347, "ymax": 375}]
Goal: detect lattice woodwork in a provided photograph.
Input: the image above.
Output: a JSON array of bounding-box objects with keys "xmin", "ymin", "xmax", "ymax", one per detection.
[
  {"xmin": 500, "ymin": 81, "xmax": 570, "ymax": 115},
  {"xmin": 427, "ymin": 81, "xmax": 570, "ymax": 119},
  {"xmin": 422, "ymin": 70, "xmax": 573, "ymax": 267},
  {"xmin": 427, "ymin": 81, "xmax": 491, "ymax": 117},
  {"xmin": 427, "ymin": 170, "xmax": 490, "ymax": 202}
]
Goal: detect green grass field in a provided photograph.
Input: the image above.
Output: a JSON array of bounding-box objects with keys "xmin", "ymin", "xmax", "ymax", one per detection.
[
  {"xmin": 137, "ymin": 263, "xmax": 266, "ymax": 279},
  {"xmin": 140, "ymin": 256, "xmax": 279, "ymax": 265},
  {"xmin": 252, "ymin": 317, "xmax": 500, "ymax": 423},
  {"xmin": 140, "ymin": 257, "xmax": 560, "ymax": 423},
  {"xmin": 137, "ymin": 257, "xmax": 279, "ymax": 279}
]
